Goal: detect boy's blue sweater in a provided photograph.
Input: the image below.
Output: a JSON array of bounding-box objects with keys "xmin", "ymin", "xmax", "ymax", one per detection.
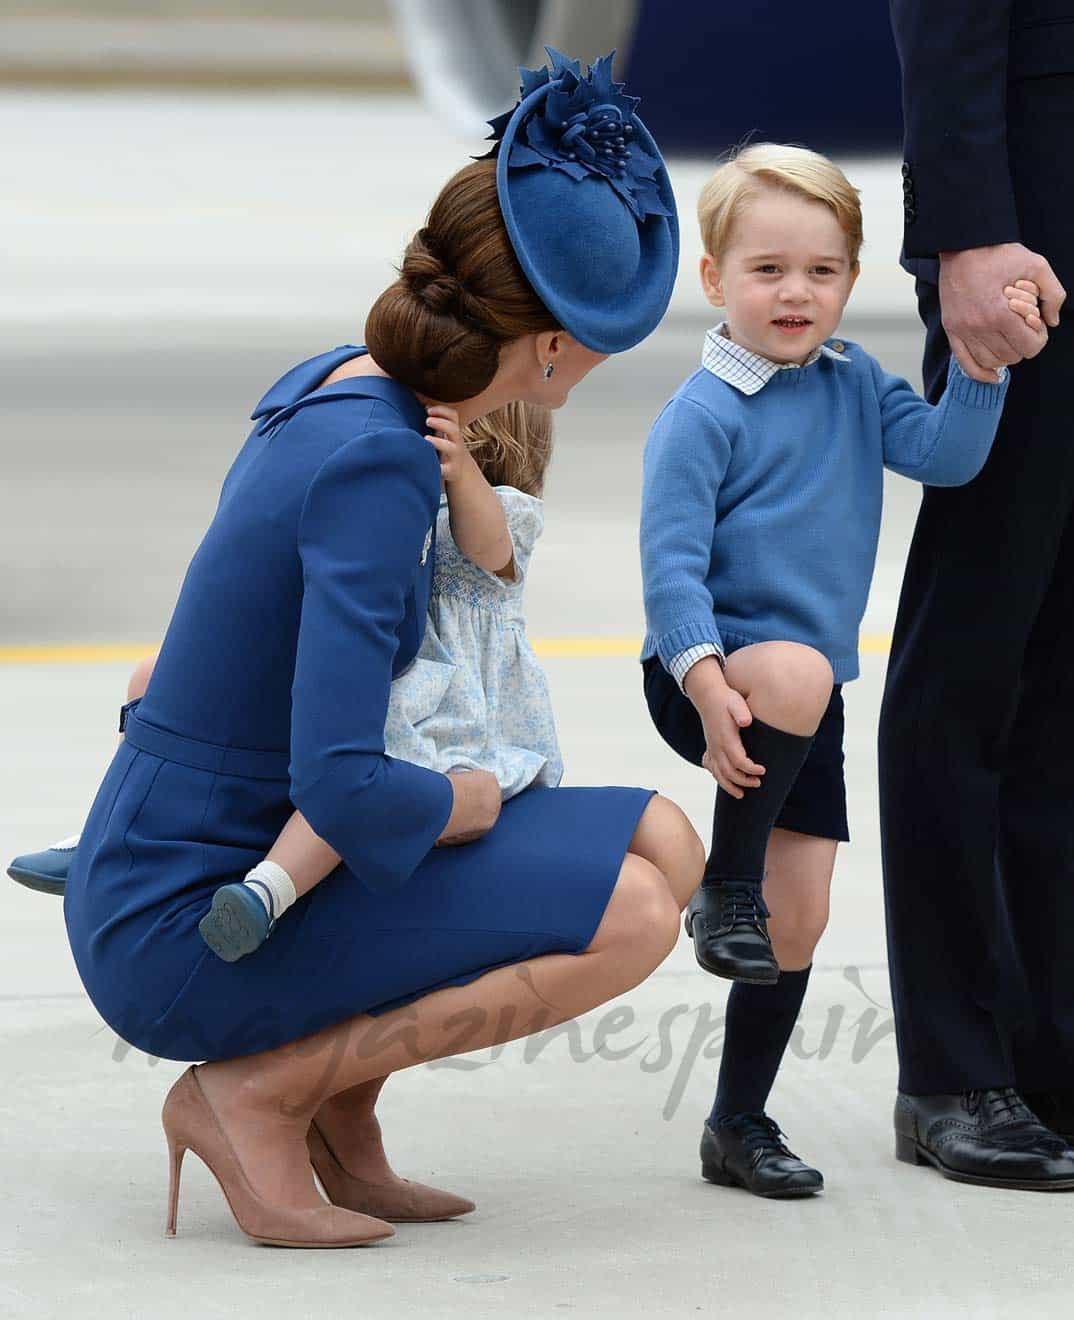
[{"xmin": 640, "ymin": 342, "xmax": 1008, "ymax": 683}]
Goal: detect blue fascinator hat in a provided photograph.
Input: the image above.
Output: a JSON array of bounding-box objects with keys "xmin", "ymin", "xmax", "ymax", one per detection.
[{"xmin": 483, "ymin": 48, "xmax": 679, "ymax": 355}]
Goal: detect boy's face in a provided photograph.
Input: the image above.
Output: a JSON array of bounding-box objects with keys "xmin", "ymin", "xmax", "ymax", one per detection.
[{"xmin": 700, "ymin": 187, "xmax": 859, "ymax": 365}]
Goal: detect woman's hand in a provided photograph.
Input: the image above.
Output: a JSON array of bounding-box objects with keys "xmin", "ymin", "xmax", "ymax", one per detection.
[
  {"xmin": 435, "ymin": 768, "xmax": 502, "ymax": 846},
  {"xmin": 426, "ymin": 406, "xmax": 478, "ymax": 484}
]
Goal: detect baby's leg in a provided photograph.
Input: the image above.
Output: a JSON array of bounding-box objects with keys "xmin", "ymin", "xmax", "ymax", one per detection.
[
  {"xmin": 263, "ymin": 811, "xmax": 340, "ymax": 899},
  {"xmin": 199, "ymin": 811, "xmax": 341, "ymax": 963}
]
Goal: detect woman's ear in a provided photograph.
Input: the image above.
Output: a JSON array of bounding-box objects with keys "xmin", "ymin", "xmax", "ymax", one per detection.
[
  {"xmin": 699, "ymin": 253, "xmax": 725, "ymax": 309},
  {"xmin": 534, "ymin": 330, "xmax": 563, "ymax": 367}
]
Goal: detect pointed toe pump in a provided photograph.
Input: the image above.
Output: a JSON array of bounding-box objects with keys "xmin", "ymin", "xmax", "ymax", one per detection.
[
  {"xmin": 162, "ymin": 1066, "xmax": 396, "ymax": 1247},
  {"xmin": 307, "ymin": 1119, "xmax": 476, "ymax": 1223}
]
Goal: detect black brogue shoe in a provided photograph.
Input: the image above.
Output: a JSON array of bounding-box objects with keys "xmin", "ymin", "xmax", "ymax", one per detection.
[{"xmin": 894, "ymin": 1088, "xmax": 1074, "ymax": 1190}]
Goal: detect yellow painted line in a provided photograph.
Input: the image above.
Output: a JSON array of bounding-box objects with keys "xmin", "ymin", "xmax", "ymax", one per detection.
[
  {"xmin": 0, "ymin": 636, "xmax": 895, "ymax": 665},
  {"xmin": 0, "ymin": 644, "xmax": 159, "ymax": 665}
]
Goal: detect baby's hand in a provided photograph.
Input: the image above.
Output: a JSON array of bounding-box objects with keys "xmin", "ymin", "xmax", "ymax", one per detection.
[
  {"xmin": 1005, "ymin": 280, "xmax": 1044, "ymax": 334},
  {"xmin": 425, "ymin": 406, "xmax": 476, "ymax": 484}
]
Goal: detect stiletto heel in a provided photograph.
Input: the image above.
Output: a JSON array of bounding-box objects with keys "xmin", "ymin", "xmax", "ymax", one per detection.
[
  {"xmin": 165, "ymin": 1139, "xmax": 186, "ymax": 1236},
  {"xmin": 161, "ymin": 1066, "xmax": 394, "ymax": 1247}
]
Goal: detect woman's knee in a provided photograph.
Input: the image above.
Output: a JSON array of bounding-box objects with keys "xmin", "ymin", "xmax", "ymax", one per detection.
[
  {"xmin": 724, "ymin": 641, "xmax": 833, "ymax": 732},
  {"xmin": 590, "ymin": 853, "xmax": 680, "ymax": 965},
  {"xmin": 630, "ymin": 794, "xmax": 705, "ymax": 909}
]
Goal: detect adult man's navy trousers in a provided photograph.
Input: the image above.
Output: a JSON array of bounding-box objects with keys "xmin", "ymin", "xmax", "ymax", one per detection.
[{"xmin": 879, "ymin": 73, "xmax": 1074, "ymax": 1094}]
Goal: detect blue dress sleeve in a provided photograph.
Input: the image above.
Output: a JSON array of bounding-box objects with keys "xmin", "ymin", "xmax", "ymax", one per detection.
[
  {"xmin": 876, "ymin": 354, "xmax": 1009, "ymax": 487},
  {"xmin": 290, "ymin": 425, "xmax": 455, "ymax": 891}
]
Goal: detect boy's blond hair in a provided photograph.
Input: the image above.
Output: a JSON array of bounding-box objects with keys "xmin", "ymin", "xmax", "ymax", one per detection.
[
  {"xmin": 463, "ymin": 401, "xmax": 554, "ymax": 498},
  {"xmin": 698, "ymin": 143, "xmax": 863, "ymax": 267}
]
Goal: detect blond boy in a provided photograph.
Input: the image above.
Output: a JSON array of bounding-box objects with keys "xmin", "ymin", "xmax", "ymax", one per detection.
[{"xmin": 639, "ymin": 143, "xmax": 1040, "ymax": 1197}]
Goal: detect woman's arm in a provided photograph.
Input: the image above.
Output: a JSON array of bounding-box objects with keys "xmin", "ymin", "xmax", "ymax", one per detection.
[
  {"xmin": 426, "ymin": 406, "xmax": 514, "ymax": 578},
  {"xmin": 290, "ymin": 425, "xmax": 458, "ymax": 891},
  {"xmin": 265, "ymin": 766, "xmax": 503, "ymax": 894}
]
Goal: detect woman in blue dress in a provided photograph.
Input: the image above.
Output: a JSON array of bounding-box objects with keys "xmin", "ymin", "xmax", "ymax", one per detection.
[{"xmin": 62, "ymin": 50, "xmax": 702, "ymax": 1248}]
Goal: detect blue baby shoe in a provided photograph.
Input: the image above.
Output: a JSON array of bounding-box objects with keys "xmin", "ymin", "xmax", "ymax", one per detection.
[
  {"xmin": 198, "ymin": 881, "xmax": 276, "ymax": 963},
  {"xmin": 7, "ymin": 836, "xmax": 78, "ymax": 896}
]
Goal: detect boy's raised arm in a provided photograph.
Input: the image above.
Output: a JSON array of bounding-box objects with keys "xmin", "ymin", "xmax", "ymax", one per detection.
[{"xmin": 874, "ymin": 355, "xmax": 1008, "ymax": 488}]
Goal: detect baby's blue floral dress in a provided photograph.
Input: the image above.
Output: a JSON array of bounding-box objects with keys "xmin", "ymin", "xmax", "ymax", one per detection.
[{"xmin": 384, "ymin": 486, "xmax": 563, "ymax": 798}]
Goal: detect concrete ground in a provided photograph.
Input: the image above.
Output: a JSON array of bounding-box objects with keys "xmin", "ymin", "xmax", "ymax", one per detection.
[{"xmin": 4, "ymin": 91, "xmax": 1072, "ymax": 1319}]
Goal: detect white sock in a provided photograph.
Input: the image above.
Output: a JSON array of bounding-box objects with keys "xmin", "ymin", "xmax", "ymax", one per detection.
[{"xmin": 242, "ymin": 861, "xmax": 297, "ymax": 921}]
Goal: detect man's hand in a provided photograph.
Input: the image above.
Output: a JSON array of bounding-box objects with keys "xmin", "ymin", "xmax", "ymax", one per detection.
[{"xmin": 939, "ymin": 243, "xmax": 1065, "ymax": 383}]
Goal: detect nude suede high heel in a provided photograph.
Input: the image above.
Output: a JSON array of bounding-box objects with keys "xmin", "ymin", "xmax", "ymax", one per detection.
[
  {"xmin": 307, "ymin": 1118, "xmax": 476, "ymax": 1223},
  {"xmin": 162, "ymin": 1066, "xmax": 395, "ymax": 1247}
]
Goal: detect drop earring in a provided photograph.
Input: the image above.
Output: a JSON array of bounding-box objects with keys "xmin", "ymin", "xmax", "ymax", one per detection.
[{"xmin": 543, "ymin": 361, "xmax": 555, "ymax": 380}]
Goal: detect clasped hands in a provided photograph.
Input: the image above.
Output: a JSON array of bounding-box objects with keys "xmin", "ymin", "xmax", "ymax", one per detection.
[{"xmin": 940, "ymin": 242, "xmax": 1066, "ymax": 383}]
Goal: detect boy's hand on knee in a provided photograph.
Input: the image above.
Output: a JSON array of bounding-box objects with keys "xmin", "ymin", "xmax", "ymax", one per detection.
[
  {"xmin": 1005, "ymin": 279, "xmax": 1044, "ymax": 335},
  {"xmin": 699, "ymin": 691, "xmax": 766, "ymax": 800}
]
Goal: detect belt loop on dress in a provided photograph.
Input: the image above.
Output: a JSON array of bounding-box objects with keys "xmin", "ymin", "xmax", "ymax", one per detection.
[{"xmin": 118, "ymin": 698, "xmax": 142, "ymax": 734}]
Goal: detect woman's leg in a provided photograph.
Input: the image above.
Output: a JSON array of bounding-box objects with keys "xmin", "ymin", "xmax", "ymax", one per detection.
[
  {"xmin": 313, "ymin": 795, "xmax": 705, "ymax": 1182},
  {"xmin": 195, "ymin": 804, "xmax": 687, "ymax": 1205},
  {"xmin": 625, "ymin": 794, "xmax": 706, "ymax": 911}
]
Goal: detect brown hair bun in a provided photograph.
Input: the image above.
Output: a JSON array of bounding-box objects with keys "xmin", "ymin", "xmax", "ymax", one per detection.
[{"xmin": 365, "ymin": 160, "xmax": 558, "ymax": 402}]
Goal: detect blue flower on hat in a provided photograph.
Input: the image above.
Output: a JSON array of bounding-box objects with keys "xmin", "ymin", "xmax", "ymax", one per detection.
[{"xmin": 484, "ymin": 48, "xmax": 672, "ymax": 223}]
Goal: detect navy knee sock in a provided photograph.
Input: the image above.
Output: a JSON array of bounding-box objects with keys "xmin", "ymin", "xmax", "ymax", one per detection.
[
  {"xmin": 709, "ymin": 966, "xmax": 812, "ymax": 1124},
  {"xmin": 703, "ymin": 717, "xmax": 814, "ymax": 890}
]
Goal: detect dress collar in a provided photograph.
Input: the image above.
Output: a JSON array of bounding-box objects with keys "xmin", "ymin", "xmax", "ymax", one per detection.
[
  {"xmin": 250, "ymin": 346, "xmax": 428, "ymax": 437},
  {"xmin": 701, "ymin": 320, "xmax": 851, "ymax": 396}
]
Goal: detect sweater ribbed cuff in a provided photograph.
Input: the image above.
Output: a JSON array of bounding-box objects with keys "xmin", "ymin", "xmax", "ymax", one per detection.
[
  {"xmin": 947, "ymin": 356, "xmax": 1010, "ymax": 407},
  {"xmin": 655, "ymin": 619, "xmax": 725, "ymax": 672}
]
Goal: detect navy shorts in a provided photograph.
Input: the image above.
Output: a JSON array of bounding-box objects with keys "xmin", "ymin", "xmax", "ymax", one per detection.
[{"xmin": 642, "ymin": 656, "xmax": 850, "ymax": 843}]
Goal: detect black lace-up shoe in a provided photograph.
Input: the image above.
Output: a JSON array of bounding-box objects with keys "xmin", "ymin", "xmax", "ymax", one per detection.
[
  {"xmin": 700, "ymin": 1113, "xmax": 824, "ymax": 1198},
  {"xmin": 683, "ymin": 882, "xmax": 779, "ymax": 984},
  {"xmin": 895, "ymin": 1088, "xmax": 1074, "ymax": 1190},
  {"xmin": 1021, "ymin": 1089, "xmax": 1074, "ymax": 1144}
]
